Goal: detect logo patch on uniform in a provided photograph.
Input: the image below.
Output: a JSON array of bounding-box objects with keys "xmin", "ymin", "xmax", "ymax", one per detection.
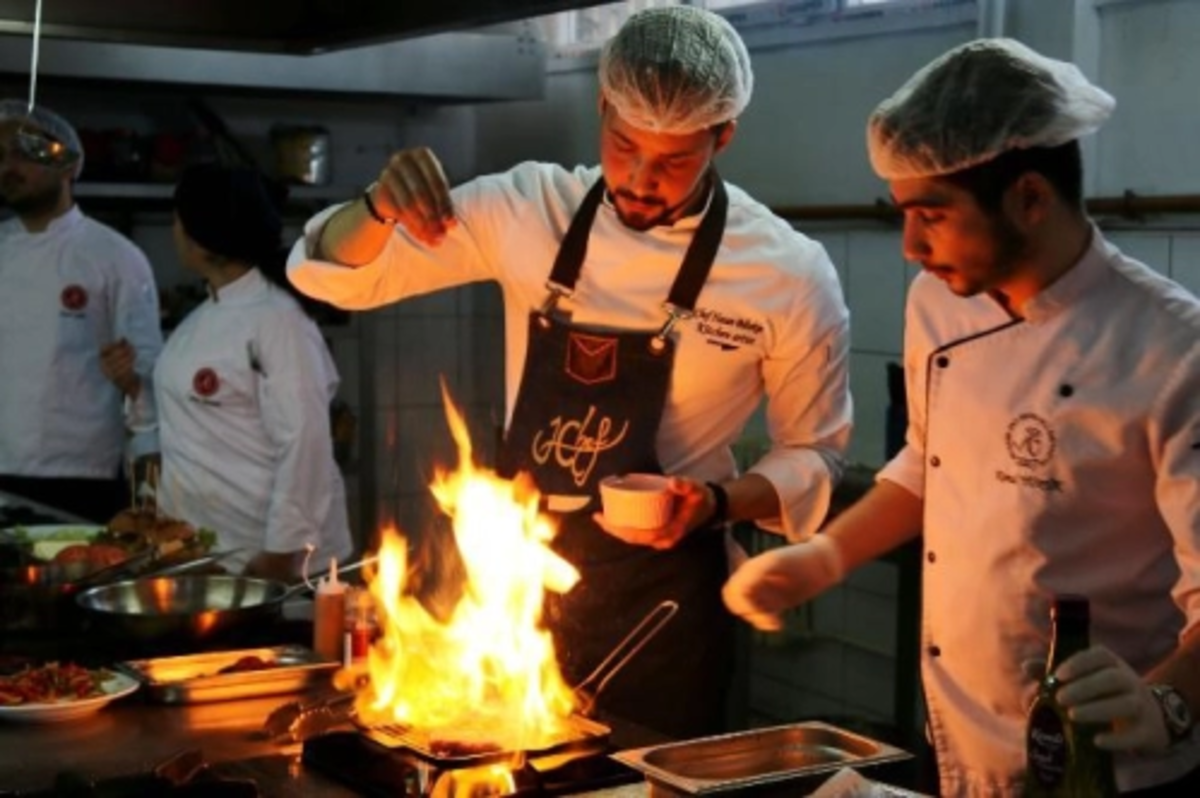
[
  {"xmin": 60, "ymin": 284, "xmax": 88, "ymax": 312},
  {"xmin": 566, "ymin": 333, "xmax": 618, "ymax": 385},
  {"xmin": 192, "ymin": 367, "xmax": 220, "ymax": 398},
  {"xmin": 996, "ymin": 412, "xmax": 1064, "ymax": 493},
  {"xmin": 695, "ymin": 307, "xmax": 763, "ymax": 352},
  {"xmin": 1005, "ymin": 413, "xmax": 1056, "ymax": 468}
]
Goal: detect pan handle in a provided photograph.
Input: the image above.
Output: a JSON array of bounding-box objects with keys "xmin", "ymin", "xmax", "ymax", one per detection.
[{"xmin": 572, "ymin": 599, "xmax": 679, "ymax": 717}]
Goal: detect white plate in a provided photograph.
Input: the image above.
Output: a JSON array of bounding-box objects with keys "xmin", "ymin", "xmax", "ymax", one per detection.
[
  {"xmin": 0, "ymin": 524, "xmax": 107, "ymax": 541},
  {"xmin": 0, "ymin": 671, "xmax": 140, "ymax": 724},
  {"xmin": 0, "ymin": 524, "xmax": 108, "ymax": 560}
]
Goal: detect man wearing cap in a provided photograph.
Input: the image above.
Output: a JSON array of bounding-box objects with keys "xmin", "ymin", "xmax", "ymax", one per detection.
[
  {"xmin": 288, "ymin": 6, "xmax": 851, "ymax": 739},
  {"xmin": 723, "ymin": 39, "xmax": 1200, "ymax": 795},
  {"xmin": 0, "ymin": 102, "xmax": 162, "ymax": 522}
]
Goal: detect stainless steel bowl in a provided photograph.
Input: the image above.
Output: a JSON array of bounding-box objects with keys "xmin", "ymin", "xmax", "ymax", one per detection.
[{"xmin": 75, "ymin": 575, "xmax": 291, "ymax": 644}]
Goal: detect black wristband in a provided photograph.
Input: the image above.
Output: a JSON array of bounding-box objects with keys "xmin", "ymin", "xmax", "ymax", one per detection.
[
  {"xmin": 362, "ymin": 183, "xmax": 399, "ymax": 226},
  {"xmin": 705, "ymin": 481, "xmax": 729, "ymax": 527}
]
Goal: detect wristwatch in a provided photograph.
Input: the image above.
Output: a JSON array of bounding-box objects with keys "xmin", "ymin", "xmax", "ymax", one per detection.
[{"xmin": 1149, "ymin": 684, "xmax": 1194, "ymax": 742}]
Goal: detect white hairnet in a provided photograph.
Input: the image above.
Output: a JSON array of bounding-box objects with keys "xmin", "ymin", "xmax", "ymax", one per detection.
[
  {"xmin": 599, "ymin": 5, "xmax": 753, "ymax": 135},
  {"xmin": 867, "ymin": 38, "xmax": 1115, "ymax": 180},
  {"xmin": 0, "ymin": 99, "xmax": 84, "ymax": 178}
]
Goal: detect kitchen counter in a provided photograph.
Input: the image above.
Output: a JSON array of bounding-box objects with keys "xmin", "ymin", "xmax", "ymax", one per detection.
[{"xmin": 0, "ymin": 689, "xmax": 656, "ymax": 797}]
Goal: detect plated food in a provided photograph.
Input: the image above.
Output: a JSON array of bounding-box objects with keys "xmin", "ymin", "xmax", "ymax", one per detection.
[{"xmin": 0, "ymin": 662, "xmax": 139, "ymax": 723}]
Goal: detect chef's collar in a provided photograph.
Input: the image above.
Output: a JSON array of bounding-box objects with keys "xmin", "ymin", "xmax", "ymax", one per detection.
[
  {"xmin": 207, "ymin": 267, "xmax": 267, "ymax": 305},
  {"xmin": 12, "ymin": 203, "xmax": 83, "ymax": 237},
  {"xmin": 601, "ymin": 180, "xmax": 716, "ymax": 231},
  {"xmin": 1020, "ymin": 224, "xmax": 1107, "ymax": 323}
]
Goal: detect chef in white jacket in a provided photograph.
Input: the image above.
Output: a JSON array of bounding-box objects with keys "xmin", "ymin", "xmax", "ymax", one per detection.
[
  {"xmin": 149, "ymin": 164, "xmax": 352, "ymax": 581},
  {"xmin": 288, "ymin": 6, "xmax": 851, "ymax": 740},
  {"xmin": 0, "ymin": 101, "xmax": 162, "ymax": 522},
  {"xmin": 723, "ymin": 39, "xmax": 1200, "ymax": 796}
]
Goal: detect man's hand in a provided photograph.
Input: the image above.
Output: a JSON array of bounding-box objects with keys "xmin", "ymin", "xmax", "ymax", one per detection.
[
  {"xmin": 99, "ymin": 338, "xmax": 140, "ymax": 398},
  {"xmin": 593, "ymin": 476, "xmax": 713, "ymax": 550},
  {"xmin": 722, "ymin": 536, "xmax": 845, "ymax": 631},
  {"xmin": 1055, "ymin": 645, "xmax": 1170, "ymax": 753},
  {"xmin": 372, "ymin": 147, "xmax": 457, "ymax": 246}
]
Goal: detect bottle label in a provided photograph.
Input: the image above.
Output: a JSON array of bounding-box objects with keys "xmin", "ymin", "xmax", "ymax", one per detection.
[{"xmin": 1028, "ymin": 704, "xmax": 1068, "ymax": 788}]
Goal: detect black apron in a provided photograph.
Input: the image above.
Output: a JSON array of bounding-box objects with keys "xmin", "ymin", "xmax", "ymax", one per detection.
[{"xmin": 497, "ymin": 176, "xmax": 734, "ymax": 740}]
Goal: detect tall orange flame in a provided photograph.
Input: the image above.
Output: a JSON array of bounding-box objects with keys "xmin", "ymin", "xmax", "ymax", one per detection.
[{"xmin": 356, "ymin": 383, "xmax": 581, "ymax": 754}]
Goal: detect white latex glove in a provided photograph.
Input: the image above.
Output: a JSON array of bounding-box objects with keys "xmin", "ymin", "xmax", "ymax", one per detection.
[
  {"xmin": 1054, "ymin": 645, "xmax": 1170, "ymax": 754},
  {"xmin": 722, "ymin": 535, "xmax": 845, "ymax": 632}
]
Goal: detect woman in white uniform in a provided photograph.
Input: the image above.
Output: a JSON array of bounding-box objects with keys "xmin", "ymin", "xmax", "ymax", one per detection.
[
  {"xmin": 151, "ymin": 165, "xmax": 352, "ymax": 582},
  {"xmin": 723, "ymin": 40, "xmax": 1200, "ymax": 796}
]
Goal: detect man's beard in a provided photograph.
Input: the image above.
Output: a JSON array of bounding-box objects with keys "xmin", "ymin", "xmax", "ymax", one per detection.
[{"xmin": 2, "ymin": 176, "xmax": 63, "ymax": 217}]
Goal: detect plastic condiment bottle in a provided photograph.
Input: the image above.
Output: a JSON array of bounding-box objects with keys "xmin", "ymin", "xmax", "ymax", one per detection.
[
  {"xmin": 343, "ymin": 587, "xmax": 374, "ymax": 669},
  {"xmin": 312, "ymin": 558, "xmax": 346, "ymax": 662}
]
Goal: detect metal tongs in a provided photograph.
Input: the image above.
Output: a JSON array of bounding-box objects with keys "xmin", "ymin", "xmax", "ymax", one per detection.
[{"xmin": 571, "ymin": 599, "xmax": 678, "ymax": 717}]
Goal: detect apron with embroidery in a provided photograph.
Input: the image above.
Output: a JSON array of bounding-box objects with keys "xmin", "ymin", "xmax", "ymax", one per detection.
[{"xmin": 497, "ymin": 175, "xmax": 733, "ymax": 740}]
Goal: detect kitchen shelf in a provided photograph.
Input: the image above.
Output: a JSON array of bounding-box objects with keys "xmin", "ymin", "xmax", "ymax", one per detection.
[{"xmin": 76, "ymin": 182, "xmax": 359, "ymax": 204}]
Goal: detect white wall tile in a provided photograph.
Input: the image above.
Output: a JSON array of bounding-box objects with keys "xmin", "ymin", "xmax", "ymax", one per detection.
[
  {"xmin": 843, "ymin": 589, "xmax": 899, "ymax": 656},
  {"xmin": 846, "ymin": 231, "xmax": 906, "ymax": 354},
  {"xmin": 395, "ymin": 317, "xmax": 462, "ymax": 406},
  {"xmin": 848, "ymin": 351, "xmax": 898, "ymax": 468},
  {"xmin": 847, "ymin": 560, "xmax": 899, "ymax": 597},
  {"xmin": 810, "ymin": 584, "xmax": 847, "ymax": 637},
  {"xmin": 371, "ymin": 314, "xmax": 398, "ymax": 409},
  {"xmin": 1171, "ymin": 234, "xmax": 1200, "ymax": 296},
  {"xmin": 843, "ymin": 646, "xmax": 897, "ymax": 721},
  {"xmin": 806, "ymin": 230, "xmax": 849, "ymax": 289},
  {"xmin": 1105, "ymin": 232, "xmax": 1171, "ymax": 275}
]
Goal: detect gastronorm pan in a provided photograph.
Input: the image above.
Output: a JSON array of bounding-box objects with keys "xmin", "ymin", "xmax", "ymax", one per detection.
[
  {"xmin": 117, "ymin": 644, "xmax": 337, "ymax": 703},
  {"xmin": 611, "ymin": 721, "xmax": 912, "ymax": 795},
  {"xmin": 359, "ymin": 712, "xmax": 612, "ymax": 769}
]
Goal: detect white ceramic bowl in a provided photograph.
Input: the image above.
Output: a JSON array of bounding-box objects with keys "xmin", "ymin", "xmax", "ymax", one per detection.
[{"xmin": 599, "ymin": 473, "xmax": 674, "ymax": 530}]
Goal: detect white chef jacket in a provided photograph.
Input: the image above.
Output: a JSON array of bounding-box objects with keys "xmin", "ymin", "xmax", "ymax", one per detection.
[
  {"xmin": 154, "ymin": 269, "xmax": 352, "ymax": 575},
  {"xmin": 0, "ymin": 206, "xmax": 162, "ymax": 478},
  {"xmin": 288, "ymin": 162, "xmax": 851, "ymax": 541},
  {"xmin": 879, "ymin": 229, "xmax": 1200, "ymax": 796}
]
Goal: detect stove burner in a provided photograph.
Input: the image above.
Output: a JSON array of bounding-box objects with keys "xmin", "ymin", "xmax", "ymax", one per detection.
[{"xmin": 302, "ymin": 731, "xmax": 642, "ymax": 797}]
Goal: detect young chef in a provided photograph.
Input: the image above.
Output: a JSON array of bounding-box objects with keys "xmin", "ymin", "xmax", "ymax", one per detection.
[
  {"xmin": 723, "ymin": 39, "xmax": 1200, "ymax": 796},
  {"xmin": 288, "ymin": 6, "xmax": 851, "ymax": 739},
  {"xmin": 150, "ymin": 164, "xmax": 352, "ymax": 582},
  {"xmin": 0, "ymin": 101, "xmax": 162, "ymax": 522}
]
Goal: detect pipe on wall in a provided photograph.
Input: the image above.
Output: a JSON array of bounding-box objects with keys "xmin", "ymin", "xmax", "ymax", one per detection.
[{"xmin": 771, "ymin": 192, "xmax": 1200, "ymax": 223}]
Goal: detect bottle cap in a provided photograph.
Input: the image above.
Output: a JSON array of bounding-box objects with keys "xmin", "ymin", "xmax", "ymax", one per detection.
[
  {"xmin": 1052, "ymin": 594, "xmax": 1089, "ymax": 623},
  {"xmin": 317, "ymin": 557, "xmax": 346, "ymax": 595}
]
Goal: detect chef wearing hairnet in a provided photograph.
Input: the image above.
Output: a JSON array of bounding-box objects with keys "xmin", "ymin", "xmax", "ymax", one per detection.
[
  {"xmin": 289, "ymin": 6, "xmax": 850, "ymax": 739},
  {"xmin": 0, "ymin": 101, "xmax": 162, "ymax": 522},
  {"xmin": 724, "ymin": 39, "xmax": 1200, "ymax": 796}
]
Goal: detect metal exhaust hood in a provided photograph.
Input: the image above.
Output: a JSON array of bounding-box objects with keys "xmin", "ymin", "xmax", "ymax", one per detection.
[
  {"xmin": 0, "ymin": 1, "xmax": 612, "ymax": 101},
  {"xmin": 0, "ymin": 1, "xmax": 610, "ymax": 54}
]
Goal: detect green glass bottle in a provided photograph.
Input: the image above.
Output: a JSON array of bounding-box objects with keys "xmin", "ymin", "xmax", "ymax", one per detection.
[{"xmin": 1024, "ymin": 595, "xmax": 1118, "ymax": 797}]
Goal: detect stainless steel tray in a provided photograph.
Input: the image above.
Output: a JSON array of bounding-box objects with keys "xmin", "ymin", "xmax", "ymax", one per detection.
[
  {"xmin": 611, "ymin": 721, "xmax": 912, "ymax": 795},
  {"xmin": 117, "ymin": 644, "xmax": 338, "ymax": 704}
]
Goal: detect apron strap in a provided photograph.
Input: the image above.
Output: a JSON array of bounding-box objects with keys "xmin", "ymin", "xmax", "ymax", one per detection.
[{"xmin": 545, "ymin": 171, "xmax": 729, "ymax": 316}]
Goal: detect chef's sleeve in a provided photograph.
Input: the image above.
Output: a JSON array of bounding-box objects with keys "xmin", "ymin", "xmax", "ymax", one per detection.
[
  {"xmin": 254, "ymin": 310, "xmax": 340, "ymax": 555},
  {"xmin": 1155, "ymin": 346, "xmax": 1200, "ymax": 635},
  {"xmin": 112, "ymin": 247, "xmax": 163, "ymax": 459},
  {"xmin": 286, "ymin": 177, "xmax": 503, "ymax": 310},
  {"xmin": 748, "ymin": 262, "xmax": 853, "ymax": 542}
]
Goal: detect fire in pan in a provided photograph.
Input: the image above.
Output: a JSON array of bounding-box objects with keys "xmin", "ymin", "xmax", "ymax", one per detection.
[{"xmin": 354, "ymin": 600, "xmax": 677, "ymax": 769}]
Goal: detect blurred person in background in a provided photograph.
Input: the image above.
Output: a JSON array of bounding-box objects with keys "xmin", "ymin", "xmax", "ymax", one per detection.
[
  {"xmin": 288, "ymin": 6, "xmax": 851, "ymax": 739},
  {"xmin": 116, "ymin": 164, "xmax": 352, "ymax": 582},
  {"xmin": 723, "ymin": 39, "xmax": 1200, "ymax": 796},
  {"xmin": 0, "ymin": 101, "xmax": 161, "ymax": 522}
]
